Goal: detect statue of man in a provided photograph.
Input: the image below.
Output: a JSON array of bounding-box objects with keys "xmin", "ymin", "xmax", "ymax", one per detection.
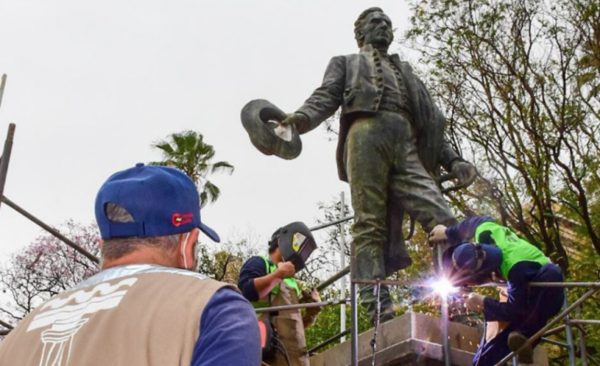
[{"xmin": 282, "ymin": 7, "xmax": 476, "ymax": 322}]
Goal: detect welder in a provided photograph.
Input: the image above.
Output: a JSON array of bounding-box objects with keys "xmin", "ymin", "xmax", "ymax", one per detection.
[
  {"xmin": 238, "ymin": 222, "xmax": 321, "ymax": 366},
  {"xmin": 429, "ymin": 215, "xmax": 564, "ymax": 365}
]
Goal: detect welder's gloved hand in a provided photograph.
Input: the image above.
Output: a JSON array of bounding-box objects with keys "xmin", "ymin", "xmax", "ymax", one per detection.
[
  {"xmin": 428, "ymin": 225, "xmax": 448, "ymax": 243},
  {"xmin": 462, "ymin": 292, "xmax": 486, "ymax": 312},
  {"xmin": 301, "ymin": 288, "xmax": 321, "ymax": 327},
  {"xmin": 451, "ymin": 160, "xmax": 477, "ymax": 185}
]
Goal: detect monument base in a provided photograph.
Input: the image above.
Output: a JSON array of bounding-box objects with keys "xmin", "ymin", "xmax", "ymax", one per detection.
[{"xmin": 309, "ymin": 312, "xmax": 548, "ymax": 366}]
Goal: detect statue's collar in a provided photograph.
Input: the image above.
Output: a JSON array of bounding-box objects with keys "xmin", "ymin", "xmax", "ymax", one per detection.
[{"xmin": 361, "ymin": 44, "xmax": 394, "ymax": 58}]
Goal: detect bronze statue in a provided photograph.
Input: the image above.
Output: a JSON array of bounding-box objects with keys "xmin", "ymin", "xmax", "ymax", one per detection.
[{"xmin": 243, "ymin": 7, "xmax": 477, "ymax": 322}]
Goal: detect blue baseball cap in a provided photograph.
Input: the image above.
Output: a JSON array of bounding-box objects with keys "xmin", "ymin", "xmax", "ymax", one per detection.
[
  {"xmin": 452, "ymin": 243, "xmax": 502, "ymax": 273},
  {"xmin": 95, "ymin": 163, "xmax": 220, "ymax": 242}
]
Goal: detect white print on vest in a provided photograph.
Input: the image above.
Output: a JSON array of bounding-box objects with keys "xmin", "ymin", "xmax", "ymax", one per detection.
[{"xmin": 27, "ymin": 277, "xmax": 138, "ymax": 366}]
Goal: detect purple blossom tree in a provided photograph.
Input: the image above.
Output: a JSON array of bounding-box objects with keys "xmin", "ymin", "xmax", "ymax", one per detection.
[{"xmin": 0, "ymin": 221, "xmax": 100, "ymax": 325}]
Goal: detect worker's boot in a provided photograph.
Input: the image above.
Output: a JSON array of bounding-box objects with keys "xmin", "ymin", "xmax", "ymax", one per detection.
[{"xmin": 508, "ymin": 331, "xmax": 533, "ymax": 364}]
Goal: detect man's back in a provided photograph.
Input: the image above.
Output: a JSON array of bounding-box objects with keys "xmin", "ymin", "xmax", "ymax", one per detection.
[{"xmin": 0, "ymin": 264, "xmax": 261, "ymax": 366}]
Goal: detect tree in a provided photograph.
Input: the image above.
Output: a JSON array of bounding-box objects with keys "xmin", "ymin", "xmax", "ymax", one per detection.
[
  {"xmin": 404, "ymin": 0, "xmax": 600, "ymax": 269},
  {"xmin": 151, "ymin": 130, "xmax": 234, "ymax": 206},
  {"xmin": 404, "ymin": 0, "xmax": 600, "ymax": 361},
  {"xmin": 0, "ymin": 221, "xmax": 99, "ymax": 324}
]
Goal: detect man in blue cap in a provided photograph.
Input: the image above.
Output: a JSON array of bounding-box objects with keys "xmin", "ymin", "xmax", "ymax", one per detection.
[
  {"xmin": 0, "ymin": 163, "xmax": 261, "ymax": 366},
  {"xmin": 429, "ymin": 216, "xmax": 564, "ymax": 365}
]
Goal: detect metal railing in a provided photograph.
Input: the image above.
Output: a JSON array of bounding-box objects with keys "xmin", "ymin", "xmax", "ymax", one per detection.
[{"xmin": 252, "ymin": 207, "xmax": 600, "ymax": 366}]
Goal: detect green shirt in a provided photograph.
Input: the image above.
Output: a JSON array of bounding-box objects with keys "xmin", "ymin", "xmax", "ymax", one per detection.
[
  {"xmin": 475, "ymin": 222, "xmax": 548, "ymax": 279},
  {"xmin": 251, "ymin": 255, "xmax": 301, "ymax": 309}
]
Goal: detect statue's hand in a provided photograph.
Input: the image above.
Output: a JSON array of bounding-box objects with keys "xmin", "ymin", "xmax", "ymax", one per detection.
[
  {"xmin": 451, "ymin": 160, "xmax": 477, "ymax": 185},
  {"xmin": 428, "ymin": 224, "xmax": 448, "ymax": 243},
  {"xmin": 281, "ymin": 113, "xmax": 309, "ymax": 128}
]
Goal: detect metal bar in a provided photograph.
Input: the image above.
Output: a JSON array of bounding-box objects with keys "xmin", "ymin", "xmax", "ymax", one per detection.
[
  {"xmin": 350, "ymin": 236, "xmax": 359, "ymax": 366},
  {"xmin": 254, "ymin": 298, "xmax": 347, "ymax": 314},
  {"xmin": 0, "ymin": 74, "xmax": 7, "ymax": 109},
  {"xmin": 340, "ymin": 191, "xmax": 347, "ymax": 342},
  {"xmin": 308, "ymin": 329, "xmax": 351, "ymax": 355},
  {"xmin": 352, "ymin": 278, "xmax": 437, "ymax": 287},
  {"xmin": 569, "ymin": 319, "xmax": 600, "ymax": 325},
  {"xmin": 299, "ymin": 266, "xmax": 350, "ymax": 303},
  {"xmin": 529, "ymin": 282, "xmax": 600, "ymax": 288},
  {"xmin": 541, "ymin": 337, "xmax": 569, "ymax": 348},
  {"xmin": 0, "ymin": 319, "xmax": 13, "ymax": 330},
  {"xmin": 441, "ymin": 293, "xmax": 451, "ymax": 366},
  {"xmin": 564, "ymin": 293, "xmax": 577, "ymax": 366},
  {"xmin": 0, "ymin": 123, "xmax": 15, "ymax": 210},
  {"xmin": 309, "ymin": 215, "xmax": 353, "ymax": 232},
  {"xmin": 543, "ymin": 324, "xmax": 566, "ymax": 337},
  {"xmin": 495, "ymin": 288, "xmax": 597, "ymax": 366},
  {"xmin": 577, "ymin": 305, "xmax": 589, "ymax": 366},
  {"xmin": 1, "ymin": 196, "xmax": 100, "ymax": 264}
]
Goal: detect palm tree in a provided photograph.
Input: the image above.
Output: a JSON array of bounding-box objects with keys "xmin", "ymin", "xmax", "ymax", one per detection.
[{"xmin": 150, "ymin": 130, "xmax": 234, "ymax": 207}]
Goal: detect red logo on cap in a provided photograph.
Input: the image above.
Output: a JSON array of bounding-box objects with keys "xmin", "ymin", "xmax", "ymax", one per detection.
[{"xmin": 172, "ymin": 212, "xmax": 194, "ymax": 227}]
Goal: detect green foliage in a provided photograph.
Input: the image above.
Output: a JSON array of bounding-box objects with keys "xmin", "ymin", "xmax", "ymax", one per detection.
[
  {"xmin": 405, "ymin": 0, "xmax": 600, "ymax": 362},
  {"xmin": 150, "ymin": 130, "xmax": 234, "ymax": 207}
]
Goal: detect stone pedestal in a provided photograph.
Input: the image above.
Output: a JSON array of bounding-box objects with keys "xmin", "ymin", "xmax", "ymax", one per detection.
[{"xmin": 309, "ymin": 312, "xmax": 548, "ymax": 366}]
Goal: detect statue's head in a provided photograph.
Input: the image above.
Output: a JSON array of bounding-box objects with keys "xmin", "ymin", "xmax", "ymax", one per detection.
[{"xmin": 354, "ymin": 7, "xmax": 394, "ymax": 49}]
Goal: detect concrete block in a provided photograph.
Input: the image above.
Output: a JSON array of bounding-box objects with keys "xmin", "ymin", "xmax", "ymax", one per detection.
[{"xmin": 309, "ymin": 312, "xmax": 549, "ymax": 366}]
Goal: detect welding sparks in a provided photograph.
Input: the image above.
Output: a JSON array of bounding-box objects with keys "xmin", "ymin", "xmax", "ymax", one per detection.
[{"xmin": 432, "ymin": 278, "xmax": 457, "ymax": 297}]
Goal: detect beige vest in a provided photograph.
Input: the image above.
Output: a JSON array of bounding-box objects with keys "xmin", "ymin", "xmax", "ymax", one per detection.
[
  {"xmin": 258, "ymin": 281, "xmax": 308, "ymax": 366},
  {"xmin": 0, "ymin": 264, "xmax": 234, "ymax": 366}
]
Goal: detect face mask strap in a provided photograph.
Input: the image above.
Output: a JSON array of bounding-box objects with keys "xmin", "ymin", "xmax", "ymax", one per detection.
[{"xmin": 182, "ymin": 232, "xmax": 191, "ymax": 270}]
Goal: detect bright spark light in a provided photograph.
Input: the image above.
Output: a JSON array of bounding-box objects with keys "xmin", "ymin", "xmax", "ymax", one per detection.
[{"xmin": 432, "ymin": 278, "xmax": 457, "ymax": 297}]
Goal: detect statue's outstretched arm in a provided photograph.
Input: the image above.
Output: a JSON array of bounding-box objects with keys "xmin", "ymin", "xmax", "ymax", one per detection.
[{"xmin": 294, "ymin": 56, "xmax": 346, "ymax": 134}]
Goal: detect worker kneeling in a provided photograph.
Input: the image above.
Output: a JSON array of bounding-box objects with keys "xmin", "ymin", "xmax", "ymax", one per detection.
[
  {"xmin": 238, "ymin": 222, "xmax": 321, "ymax": 366},
  {"xmin": 431, "ymin": 216, "xmax": 564, "ymax": 365}
]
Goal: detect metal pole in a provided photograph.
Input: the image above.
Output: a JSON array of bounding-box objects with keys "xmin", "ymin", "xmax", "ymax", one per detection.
[
  {"xmin": 0, "ymin": 123, "xmax": 15, "ymax": 210},
  {"xmin": 255, "ymin": 298, "xmax": 347, "ymax": 313},
  {"xmin": 541, "ymin": 338, "xmax": 570, "ymax": 348},
  {"xmin": 350, "ymin": 237, "xmax": 359, "ymax": 366},
  {"xmin": 308, "ymin": 329, "xmax": 351, "ymax": 355},
  {"xmin": 441, "ymin": 293, "xmax": 451, "ymax": 366},
  {"xmin": 0, "ymin": 74, "xmax": 7, "ymax": 109},
  {"xmin": 577, "ymin": 305, "xmax": 589, "ymax": 366},
  {"xmin": 1, "ymin": 196, "xmax": 100, "ymax": 264},
  {"xmin": 0, "ymin": 319, "xmax": 13, "ymax": 330},
  {"xmin": 564, "ymin": 292, "xmax": 577, "ymax": 366},
  {"xmin": 309, "ymin": 215, "xmax": 353, "ymax": 232},
  {"xmin": 340, "ymin": 191, "xmax": 347, "ymax": 342},
  {"xmin": 529, "ymin": 282, "xmax": 600, "ymax": 288},
  {"xmin": 569, "ymin": 319, "xmax": 600, "ymax": 325},
  {"xmin": 495, "ymin": 288, "xmax": 597, "ymax": 365}
]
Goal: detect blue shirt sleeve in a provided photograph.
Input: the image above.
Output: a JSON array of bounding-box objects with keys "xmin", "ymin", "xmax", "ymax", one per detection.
[
  {"xmin": 191, "ymin": 288, "xmax": 261, "ymax": 366},
  {"xmin": 445, "ymin": 215, "xmax": 494, "ymax": 245},
  {"xmin": 482, "ymin": 261, "xmax": 542, "ymax": 322},
  {"xmin": 238, "ymin": 256, "xmax": 268, "ymax": 302}
]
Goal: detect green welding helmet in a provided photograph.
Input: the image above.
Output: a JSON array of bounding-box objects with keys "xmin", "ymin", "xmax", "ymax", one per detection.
[{"xmin": 268, "ymin": 222, "xmax": 317, "ymax": 272}]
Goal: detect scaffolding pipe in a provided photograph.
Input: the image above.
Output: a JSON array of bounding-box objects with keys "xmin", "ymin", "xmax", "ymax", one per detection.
[
  {"xmin": 0, "ymin": 74, "xmax": 6, "ymax": 109},
  {"xmin": 441, "ymin": 294, "xmax": 451, "ymax": 366},
  {"xmin": 340, "ymin": 192, "xmax": 347, "ymax": 342},
  {"xmin": 495, "ymin": 288, "xmax": 597, "ymax": 365},
  {"xmin": 308, "ymin": 329, "xmax": 351, "ymax": 355},
  {"xmin": 254, "ymin": 299, "xmax": 347, "ymax": 314},
  {"xmin": 309, "ymin": 215, "xmax": 353, "ymax": 232},
  {"xmin": 350, "ymin": 238, "xmax": 359, "ymax": 366},
  {"xmin": 0, "ymin": 123, "xmax": 15, "ymax": 211},
  {"xmin": 577, "ymin": 306, "xmax": 589, "ymax": 366},
  {"xmin": 564, "ymin": 294, "xmax": 577, "ymax": 366},
  {"xmin": 0, "ymin": 319, "xmax": 13, "ymax": 330},
  {"xmin": 1, "ymin": 196, "xmax": 100, "ymax": 264},
  {"xmin": 569, "ymin": 319, "xmax": 600, "ymax": 325},
  {"xmin": 541, "ymin": 338, "xmax": 569, "ymax": 348}
]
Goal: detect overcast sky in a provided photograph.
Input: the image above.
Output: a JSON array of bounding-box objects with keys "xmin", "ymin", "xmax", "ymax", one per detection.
[{"xmin": 0, "ymin": 1, "xmax": 414, "ymax": 261}]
